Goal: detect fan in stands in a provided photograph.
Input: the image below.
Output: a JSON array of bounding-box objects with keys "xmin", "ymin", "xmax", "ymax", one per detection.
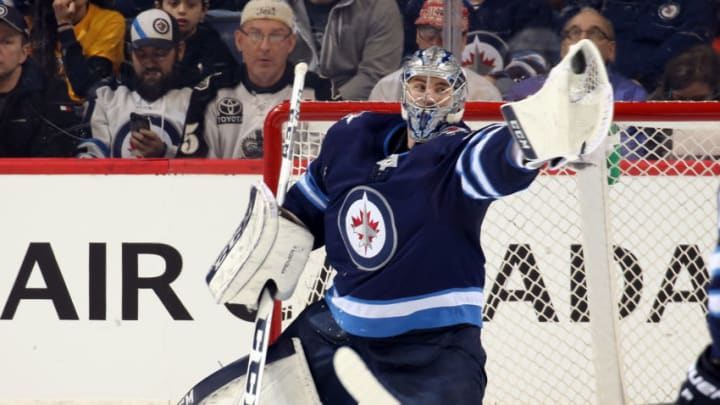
[{"xmin": 178, "ymin": 41, "xmax": 613, "ymax": 405}]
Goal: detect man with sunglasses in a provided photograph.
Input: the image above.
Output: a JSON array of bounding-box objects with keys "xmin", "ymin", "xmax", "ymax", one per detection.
[
  {"xmin": 506, "ymin": 7, "xmax": 646, "ymax": 103},
  {"xmin": 369, "ymin": 0, "xmax": 500, "ymax": 102},
  {"xmin": 78, "ymin": 8, "xmax": 192, "ymax": 158},
  {"xmin": 177, "ymin": 0, "xmax": 332, "ymax": 159}
]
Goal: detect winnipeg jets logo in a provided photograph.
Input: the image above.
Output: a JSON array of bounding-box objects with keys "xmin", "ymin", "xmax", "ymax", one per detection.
[
  {"xmin": 350, "ymin": 193, "xmax": 381, "ymax": 254},
  {"xmin": 338, "ymin": 186, "xmax": 397, "ymax": 271}
]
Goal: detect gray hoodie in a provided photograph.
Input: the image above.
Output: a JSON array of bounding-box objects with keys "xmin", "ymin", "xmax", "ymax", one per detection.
[{"xmin": 288, "ymin": 0, "xmax": 403, "ymax": 100}]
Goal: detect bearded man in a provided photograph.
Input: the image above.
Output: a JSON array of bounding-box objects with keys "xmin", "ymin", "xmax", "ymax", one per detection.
[{"xmin": 79, "ymin": 8, "xmax": 190, "ymax": 158}]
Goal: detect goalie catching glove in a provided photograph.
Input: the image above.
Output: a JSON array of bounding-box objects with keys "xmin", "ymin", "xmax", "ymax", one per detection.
[
  {"xmin": 501, "ymin": 38, "xmax": 614, "ymax": 169},
  {"xmin": 205, "ymin": 181, "xmax": 314, "ymax": 315}
]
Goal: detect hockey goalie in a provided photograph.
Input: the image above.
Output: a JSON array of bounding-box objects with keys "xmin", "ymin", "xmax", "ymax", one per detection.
[{"xmin": 180, "ymin": 38, "xmax": 613, "ymax": 405}]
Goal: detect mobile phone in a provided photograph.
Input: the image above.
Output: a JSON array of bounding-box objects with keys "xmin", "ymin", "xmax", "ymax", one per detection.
[{"xmin": 130, "ymin": 112, "xmax": 151, "ymax": 132}]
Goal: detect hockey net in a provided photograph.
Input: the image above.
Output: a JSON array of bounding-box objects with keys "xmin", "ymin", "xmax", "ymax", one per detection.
[{"xmin": 263, "ymin": 101, "xmax": 720, "ymax": 405}]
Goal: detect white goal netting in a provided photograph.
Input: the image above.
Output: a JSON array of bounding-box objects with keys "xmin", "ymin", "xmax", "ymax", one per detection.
[{"xmin": 263, "ymin": 101, "xmax": 720, "ymax": 405}]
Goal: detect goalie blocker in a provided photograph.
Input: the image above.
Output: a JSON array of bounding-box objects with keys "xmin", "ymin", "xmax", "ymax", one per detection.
[{"xmin": 205, "ymin": 181, "xmax": 314, "ymax": 315}]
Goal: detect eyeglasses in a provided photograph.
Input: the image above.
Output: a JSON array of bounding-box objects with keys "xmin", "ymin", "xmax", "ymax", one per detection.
[
  {"xmin": 562, "ymin": 26, "xmax": 612, "ymax": 42},
  {"xmin": 240, "ymin": 28, "xmax": 292, "ymax": 44},
  {"xmin": 417, "ymin": 25, "xmax": 466, "ymax": 43}
]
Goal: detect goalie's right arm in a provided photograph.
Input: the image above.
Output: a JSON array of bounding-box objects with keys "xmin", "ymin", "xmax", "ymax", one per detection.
[{"xmin": 205, "ymin": 182, "xmax": 314, "ymax": 313}]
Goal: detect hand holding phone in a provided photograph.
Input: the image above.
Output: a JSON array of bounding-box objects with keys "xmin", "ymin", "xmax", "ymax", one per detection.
[{"xmin": 130, "ymin": 112, "xmax": 151, "ymax": 132}]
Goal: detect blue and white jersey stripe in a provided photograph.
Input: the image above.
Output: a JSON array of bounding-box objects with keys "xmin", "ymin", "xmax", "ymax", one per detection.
[
  {"xmin": 295, "ymin": 162, "xmax": 329, "ymax": 211},
  {"xmin": 326, "ymin": 287, "xmax": 484, "ymax": 338},
  {"xmin": 455, "ymin": 124, "xmax": 506, "ymax": 200}
]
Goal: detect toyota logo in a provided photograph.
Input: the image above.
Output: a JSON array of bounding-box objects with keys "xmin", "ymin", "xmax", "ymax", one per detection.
[{"xmin": 218, "ymin": 97, "xmax": 242, "ymax": 116}]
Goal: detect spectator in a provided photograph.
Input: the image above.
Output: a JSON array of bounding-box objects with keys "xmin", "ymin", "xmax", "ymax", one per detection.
[
  {"xmin": 506, "ymin": 26, "xmax": 560, "ymax": 67},
  {"xmin": 505, "ymin": 7, "xmax": 647, "ymax": 102},
  {"xmin": 489, "ymin": 50, "xmax": 549, "ymax": 100},
  {"xmin": 0, "ymin": 4, "xmax": 82, "ymax": 156},
  {"xmin": 549, "ymin": 0, "xmax": 603, "ymax": 30},
  {"xmin": 627, "ymin": 45, "xmax": 720, "ymax": 160},
  {"xmin": 603, "ymin": 0, "xmax": 717, "ymax": 92},
  {"xmin": 46, "ymin": 0, "xmax": 125, "ymax": 101},
  {"xmin": 650, "ymin": 45, "xmax": 720, "ymax": 102},
  {"xmin": 369, "ymin": 0, "xmax": 500, "ymax": 102},
  {"xmin": 78, "ymin": 9, "xmax": 191, "ymax": 158},
  {"xmin": 402, "ymin": 0, "xmax": 554, "ymax": 74},
  {"xmin": 287, "ymin": 0, "xmax": 404, "ymax": 100},
  {"xmin": 156, "ymin": 0, "xmax": 238, "ymax": 88},
  {"xmin": 178, "ymin": 0, "xmax": 332, "ymax": 158}
]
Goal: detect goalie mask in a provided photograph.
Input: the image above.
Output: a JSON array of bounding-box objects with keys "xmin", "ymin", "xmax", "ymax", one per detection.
[{"xmin": 401, "ymin": 46, "xmax": 467, "ymax": 142}]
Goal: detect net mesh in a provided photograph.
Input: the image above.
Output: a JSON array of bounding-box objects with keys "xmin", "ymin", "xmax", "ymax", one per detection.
[{"xmin": 264, "ymin": 101, "xmax": 720, "ymax": 405}]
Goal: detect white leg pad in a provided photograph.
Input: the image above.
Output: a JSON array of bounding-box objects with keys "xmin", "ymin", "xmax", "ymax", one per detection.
[{"xmin": 196, "ymin": 338, "xmax": 321, "ymax": 405}]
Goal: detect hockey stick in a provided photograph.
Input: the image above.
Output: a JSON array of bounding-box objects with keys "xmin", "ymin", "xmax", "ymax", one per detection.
[
  {"xmin": 334, "ymin": 347, "xmax": 400, "ymax": 405},
  {"xmin": 240, "ymin": 62, "xmax": 309, "ymax": 405},
  {"xmin": 239, "ymin": 287, "xmax": 274, "ymax": 405},
  {"xmin": 277, "ymin": 63, "xmax": 308, "ymax": 205}
]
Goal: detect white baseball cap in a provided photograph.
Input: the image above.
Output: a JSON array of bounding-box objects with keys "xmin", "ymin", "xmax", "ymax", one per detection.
[
  {"xmin": 241, "ymin": 0, "xmax": 295, "ymax": 30},
  {"xmin": 131, "ymin": 8, "xmax": 180, "ymax": 49}
]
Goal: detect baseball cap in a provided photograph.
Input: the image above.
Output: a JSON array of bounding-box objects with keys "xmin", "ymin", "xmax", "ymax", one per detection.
[
  {"xmin": 0, "ymin": 3, "xmax": 28, "ymax": 37},
  {"xmin": 131, "ymin": 9, "xmax": 180, "ymax": 50},
  {"xmin": 241, "ymin": 0, "xmax": 295, "ymax": 30},
  {"xmin": 415, "ymin": 0, "xmax": 469, "ymax": 33},
  {"xmin": 493, "ymin": 51, "xmax": 549, "ymax": 83}
]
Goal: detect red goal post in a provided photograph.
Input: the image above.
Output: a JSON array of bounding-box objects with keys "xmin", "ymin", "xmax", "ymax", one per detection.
[{"xmin": 263, "ymin": 101, "xmax": 720, "ymax": 405}]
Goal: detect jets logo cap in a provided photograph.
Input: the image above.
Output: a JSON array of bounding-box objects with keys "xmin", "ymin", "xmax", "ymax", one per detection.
[
  {"xmin": 241, "ymin": 0, "xmax": 295, "ymax": 30},
  {"xmin": 131, "ymin": 8, "xmax": 180, "ymax": 49}
]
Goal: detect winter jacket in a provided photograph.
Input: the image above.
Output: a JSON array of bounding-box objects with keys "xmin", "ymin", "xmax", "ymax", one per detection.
[{"xmin": 0, "ymin": 60, "xmax": 83, "ymax": 157}]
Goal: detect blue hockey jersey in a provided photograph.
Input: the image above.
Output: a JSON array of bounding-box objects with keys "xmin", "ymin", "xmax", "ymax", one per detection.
[
  {"xmin": 282, "ymin": 112, "xmax": 538, "ymax": 338},
  {"xmin": 708, "ymin": 243, "xmax": 720, "ymax": 360}
]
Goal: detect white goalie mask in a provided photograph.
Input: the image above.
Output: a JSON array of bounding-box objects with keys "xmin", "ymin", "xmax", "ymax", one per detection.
[{"xmin": 401, "ymin": 46, "xmax": 467, "ymax": 142}]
